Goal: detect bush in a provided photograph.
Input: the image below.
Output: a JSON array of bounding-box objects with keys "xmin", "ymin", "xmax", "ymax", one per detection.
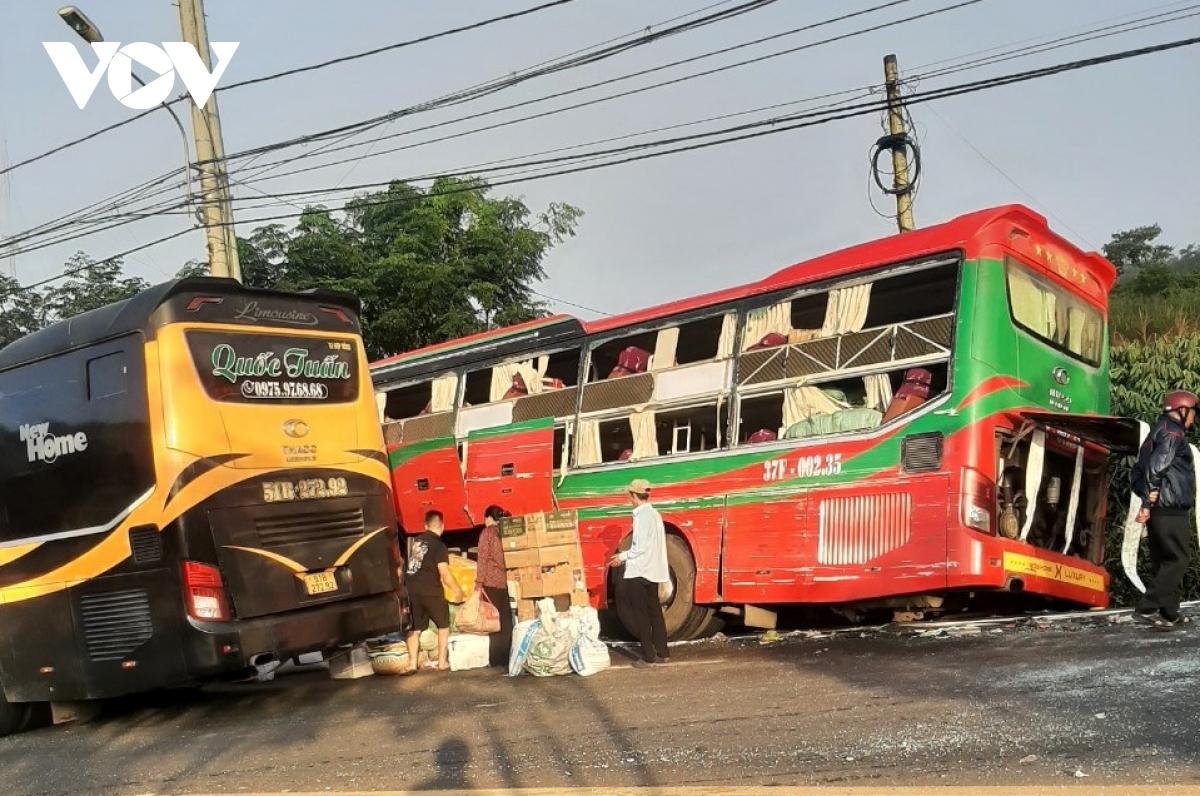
[{"xmin": 1105, "ymin": 335, "xmax": 1200, "ymax": 605}]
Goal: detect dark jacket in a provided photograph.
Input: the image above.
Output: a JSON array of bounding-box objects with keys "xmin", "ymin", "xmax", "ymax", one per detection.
[{"xmin": 1131, "ymin": 415, "xmax": 1196, "ymax": 511}]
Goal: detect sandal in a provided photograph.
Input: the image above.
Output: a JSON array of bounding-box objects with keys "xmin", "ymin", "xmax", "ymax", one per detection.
[{"xmin": 1132, "ymin": 611, "xmax": 1161, "ymax": 627}]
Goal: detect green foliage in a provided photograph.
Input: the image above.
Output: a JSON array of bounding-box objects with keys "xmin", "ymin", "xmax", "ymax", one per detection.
[
  {"xmin": 0, "ymin": 273, "xmax": 46, "ymax": 350},
  {"xmin": 1104, "ymin": 224, "xmax": 1175, "ymax": 279},
  {"xmin": 1106, "ymin": 336, "xmax": 1200, "ymax": 605},
  {"xmin": 43, "ymin": 253, "xmax": 150, "ymax": 322},
  {"xmin": 234, "ymin": 176, "xmax": 582, "ymax": 359}
]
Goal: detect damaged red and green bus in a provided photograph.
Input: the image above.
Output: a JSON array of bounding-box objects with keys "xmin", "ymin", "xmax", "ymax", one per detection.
[{"xmin": 370, "ymin": 204, "xmax": 1140, "ymax": 639}]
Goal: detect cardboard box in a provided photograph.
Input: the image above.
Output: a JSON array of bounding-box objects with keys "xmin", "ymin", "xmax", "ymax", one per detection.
[
  {"xmin": 569, "ymin": 588, "xmax": 590, "ymax": 608},
  {"xmin": 503, "ymin": 547, "xmax": 540, "ymax": 570},
  {"xmin": 537, "ymin": 543, "xmax": 583, "ymax": 569},
  {"xmin": 517, "ymin": 594, "xmax": 571, "ymax": 621},
  {"xmin": 499, "ymin": 513, "xmax": 544, "ymax": 551},
  {"xmin": 507, "ymin": 565, "xmax": 543, "ymax": 599},
  {"xmin": 516, "ymin": 598, "xmax": 540, "ymax": 622},
  {"xmin": 328, "ymin": 644, "xmax": 373, "ymax": 680},
  {"xmin": 534, "ymin": 510, "xmax": 579, "ymax": 547},
  {"xmin": 522, "ymin": 563, "xmax": 583, "ymax": 598}
]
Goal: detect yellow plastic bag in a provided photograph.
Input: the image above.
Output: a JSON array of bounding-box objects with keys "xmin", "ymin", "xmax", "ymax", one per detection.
[{"xmin": 445, "ymin": 554, "xmax": 476, "ymax": 601}]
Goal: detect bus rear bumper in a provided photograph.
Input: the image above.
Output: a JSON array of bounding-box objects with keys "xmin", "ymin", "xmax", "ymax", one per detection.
[{"xmin": 183, "ymin": 592, "xmax": 402, "ymax": 678}]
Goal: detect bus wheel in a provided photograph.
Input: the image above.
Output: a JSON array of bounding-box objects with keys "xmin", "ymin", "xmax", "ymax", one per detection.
[
  {"xmin": 0, "ymin": 694, "xmax": 32, "ymax": 737},
  {"xmin": 683, "ymin": 612, "xmax": 726, "ymax": 640},
  {"xmin": 659, "ymin": 535, "xmax": 704, "ymax": 640},
  {"xmin": 612, "ymin": 535, "xmax": 711, "ymax": 641}
]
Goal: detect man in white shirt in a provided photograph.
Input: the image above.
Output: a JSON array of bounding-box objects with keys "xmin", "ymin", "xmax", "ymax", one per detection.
[{"xmin": 608, "ymin": 478, "xmax": 670, "ymax": 667}]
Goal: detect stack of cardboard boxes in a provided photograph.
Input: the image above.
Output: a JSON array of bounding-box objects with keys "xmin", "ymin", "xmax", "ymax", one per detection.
[{"xmin": 499, "ymin": 509, "xmax": 590, "ymax": 621}]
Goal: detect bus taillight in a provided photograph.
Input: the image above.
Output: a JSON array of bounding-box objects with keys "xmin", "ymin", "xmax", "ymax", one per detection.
[
  {"xmin": 182, "ymin": 561, "xmax": 230, "ymax": 622},
  {"xmin": 960, "ymin": 467, "xmax": 996, "ymax": 534}
]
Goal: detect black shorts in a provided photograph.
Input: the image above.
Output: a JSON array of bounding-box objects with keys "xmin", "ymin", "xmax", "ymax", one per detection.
[{"xmin": 408, "ymin": 590, "xmax": 450, "ymax": 632}]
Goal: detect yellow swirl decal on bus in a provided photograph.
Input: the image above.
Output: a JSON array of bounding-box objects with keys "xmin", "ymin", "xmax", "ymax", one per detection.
[{"xmin": 1002, "ymin": 552, "xmax": 1105, "ymax": 592}]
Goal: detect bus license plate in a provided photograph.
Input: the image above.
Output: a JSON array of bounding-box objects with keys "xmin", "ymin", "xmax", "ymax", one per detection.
[{"xmin": 303, "ymin": 572, "xmax": 338, "ymax": 595}]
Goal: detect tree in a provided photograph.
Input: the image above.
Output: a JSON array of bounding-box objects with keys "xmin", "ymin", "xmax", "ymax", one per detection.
[
  {"xmin": 44, "ymin": 253, "xmax": 149, "ymax": 320},
  {"xmin": 1104, "ymin": 225, "xmax": 1175, "ymax": 280},
  {"xmin": 247, "ymin": 176, "xmax": 582, "ymax": 359},
  {"xmin": 0, "ymin": 274, "xmax": 46, "ymax": 350}
]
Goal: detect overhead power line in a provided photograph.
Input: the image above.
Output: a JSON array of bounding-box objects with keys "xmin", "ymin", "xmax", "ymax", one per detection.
[
  {"xmin": 6, "ymin": 32, "xmax": 1196, "ymax": 287},
  {"xmin": 214, "ymin": 0, "xmax": 782, "ymax": 165},
  {"xmin": 0, "ymin": 0, "xmax": 586, "ymax": 179},
  {"xmin": 0, "ymin": 0, "xmax": 776, "ymax": 230}
]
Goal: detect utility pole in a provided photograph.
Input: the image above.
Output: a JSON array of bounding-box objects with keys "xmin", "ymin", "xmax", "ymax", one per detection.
[
  {"xmin": 178, "ymin": 0, "xmax": 241, "ymax": 281},
  {"xmin": 883, "ymin": 54, "xmax": 915, "ymax": 233}
]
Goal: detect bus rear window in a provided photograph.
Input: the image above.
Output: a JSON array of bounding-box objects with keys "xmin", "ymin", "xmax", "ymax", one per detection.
[
  {"xmin": 1004, "ymin": 259, "xmax": 1103, "ymax": 366},
  {"xmin": 186, "ymin": 331, "xmax": 360, "ymax": 404}
]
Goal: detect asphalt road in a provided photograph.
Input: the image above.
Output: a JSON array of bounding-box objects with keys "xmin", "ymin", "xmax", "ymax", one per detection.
[{"xmin": 4, "ymin": 613, "xmax": 1200, "ymax": 796}]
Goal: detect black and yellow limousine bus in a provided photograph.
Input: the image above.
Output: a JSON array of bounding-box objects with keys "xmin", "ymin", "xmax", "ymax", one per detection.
[{"xmin": 0, "ymin": 278, "xmax": 403, "ymax": 734}]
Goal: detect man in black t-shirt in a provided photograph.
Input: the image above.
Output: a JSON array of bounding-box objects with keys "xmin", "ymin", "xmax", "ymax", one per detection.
[{"xmin": 402, "ymin": 510, "xmax": 465, "ymax": 673}]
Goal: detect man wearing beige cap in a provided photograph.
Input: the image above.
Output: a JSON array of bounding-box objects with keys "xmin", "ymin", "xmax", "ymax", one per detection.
[{"xmin": 608, "ymin": 478, "xmax": 670, "ymax": 667}]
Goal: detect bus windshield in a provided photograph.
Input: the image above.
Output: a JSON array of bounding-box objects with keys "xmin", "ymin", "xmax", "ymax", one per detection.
[
  {"xmin": 186, "ymin": 330, "xmax": 360, "ymax": 404},
  {"xmin": 1004, "ymin": 258, "xmax": 1103, "ymax": 366}
]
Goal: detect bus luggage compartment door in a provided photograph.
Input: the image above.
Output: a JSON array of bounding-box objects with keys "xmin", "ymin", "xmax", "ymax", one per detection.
[{"xmin": 464, "ymin": 418, "xmax": 555, "ymax": 520}]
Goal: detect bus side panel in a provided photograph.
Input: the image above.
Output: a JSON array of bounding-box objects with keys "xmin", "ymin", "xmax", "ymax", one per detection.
[
  {"xmin": 0, "ymin": 334, "xmax": 156, "ymax": 559},
  {"xmin": 721, "ymin": 492, "xmax": 809, "ymax": 604},
  {"xmin": 0, "ymin": 335, "xmax": 162, "ymax": 702},
  {"xmin": 388, "ymin": 439, "xmax": 471, "ymax": 532},
  {"xmin": 464, "ymin": 419, "xmax": 555, "ymax": 520},
  {"xmin": 803, "ymin": 474, "xmax": 952, "ymax": 603},
  {"xmin": 0, "ymin": 590, "xmax": 84, "ymax": 702}
]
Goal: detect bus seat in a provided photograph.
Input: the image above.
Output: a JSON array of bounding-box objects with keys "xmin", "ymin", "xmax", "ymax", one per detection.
[
  {"xmin": 608, "ymin": 346, "xmax": 651, "ymax": 378},
  {"xmin": 881, "ymin": 368, "xmax": 932, "ymax": 424},
  {"xmin": 747, "ymin": 429, "xmax": 778, "ymax": 444},
  {"xmin": 618, "ymin": 448, "xmax": 633, "ymax": 461},
  {"xmin": 502, "ymin": 373, "xmax": 529, "ymax": 400},
  {"xmin": 746, "ymin": 332, "xmax": 788, "ymax": 351}
]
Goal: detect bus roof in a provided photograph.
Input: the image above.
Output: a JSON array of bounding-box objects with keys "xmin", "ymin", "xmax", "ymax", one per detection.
[
  {"xmin": 367, "ymin": 203, "xmax": 1115, "ymax": 376},
  {"xmin": 0, "ymin": 278, "xmax": 360, "ymax": 371}
]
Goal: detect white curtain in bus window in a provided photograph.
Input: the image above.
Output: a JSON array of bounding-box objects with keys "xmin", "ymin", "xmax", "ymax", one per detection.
[
  {"xmin": 489, "ymin": 359, "xmax": 544, "ymax": 402},
  {"xmin": 431, "ymin": 373, "xmax": 458, "ymax": 412},
  {"xmin": 742, "ymin": 301, "xmax": 791, "ymax": 350},
  {"xmin": 651, "ymin": 327, "xmax": 679, "ymax": 372},
  {"xmin": 782, "ymin": 384, "xmax": 845, "ymax": 429},
  {"xmin": 375, "ymin": 391, "xmax": 388, "ymax": 423},
  {"xmin": 717, "ymin": 313, "xmax": 737, "ymax": 359},
  {"xmin": 863, "ymin": 373, "xmax": 894, "ymax": 412},
  {"xmin": 1007, "ymin": 268, "xmax": 1057, "ymax": 342},
  {"xmin": 630, "ymin": 408, "xmax": 658, "ymax": 460},
  {"xmin": 575, "ymin": 417, "xmax": 602, "ymax": 466},
  {"xmin": 821, "ymin": 284, "xmax": 872, "ymax": 336},
  {"xmin": 1068, "ymin": 304, "xmax": 1103, "ymax": 363}
]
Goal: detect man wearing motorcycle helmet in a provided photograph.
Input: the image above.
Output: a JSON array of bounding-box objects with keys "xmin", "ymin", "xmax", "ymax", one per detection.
[{"xmin": 1130, "ymin": 389, "xmax": 1199, "ymax": 630}]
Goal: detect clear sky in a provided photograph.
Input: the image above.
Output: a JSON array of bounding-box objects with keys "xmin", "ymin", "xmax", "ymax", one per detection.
[{"xmin": 2, "ymin": 0, "xmax": 1198, "ymax": 320}]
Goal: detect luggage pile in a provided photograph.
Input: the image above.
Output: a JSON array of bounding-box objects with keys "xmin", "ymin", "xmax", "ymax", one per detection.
[
  {"xmin": 499, "ymin": 510, "xmax": 610, "ymax": 677},
  {"xmin": 498, "ymin": 509, "xmax": 590, "ymax": 620}
]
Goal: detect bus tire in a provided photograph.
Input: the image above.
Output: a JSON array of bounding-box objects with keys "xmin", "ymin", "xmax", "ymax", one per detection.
[
  {"xmin": 683, "ymin": 612, "xmax": 726, "ymax": 640},
  {"xmin": 0, "ymin": 694, "xmax": 32, "ymax": 737},
  {"xmin": 614, "ymin": 534, "xmax": 706, "ymax": 641}
]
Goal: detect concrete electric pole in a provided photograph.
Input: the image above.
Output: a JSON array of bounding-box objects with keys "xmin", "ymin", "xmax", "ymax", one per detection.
[
  {"xmin": 177, "ymin": 0, "xmax": 241, "ymax": 281},
  {"xmin": 882, "ymin": 54, "xmax": 915, "ymax": 233}
]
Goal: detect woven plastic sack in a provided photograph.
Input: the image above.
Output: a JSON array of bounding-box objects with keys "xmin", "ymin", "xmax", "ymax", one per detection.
[
  {"xmin": 569, "ymin": 636, "xmax": 611, "ymax": 676},
  {"xmin": 523, "ymin": 626, "xmax": 572, "ymax": 677},
  {"xmin": 508, "ymin": 620, "xmax": 539, "ymax": 677},
  {"xmin": 569, "ymin": 607, "xmax": 610, "ymax": 676}
]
